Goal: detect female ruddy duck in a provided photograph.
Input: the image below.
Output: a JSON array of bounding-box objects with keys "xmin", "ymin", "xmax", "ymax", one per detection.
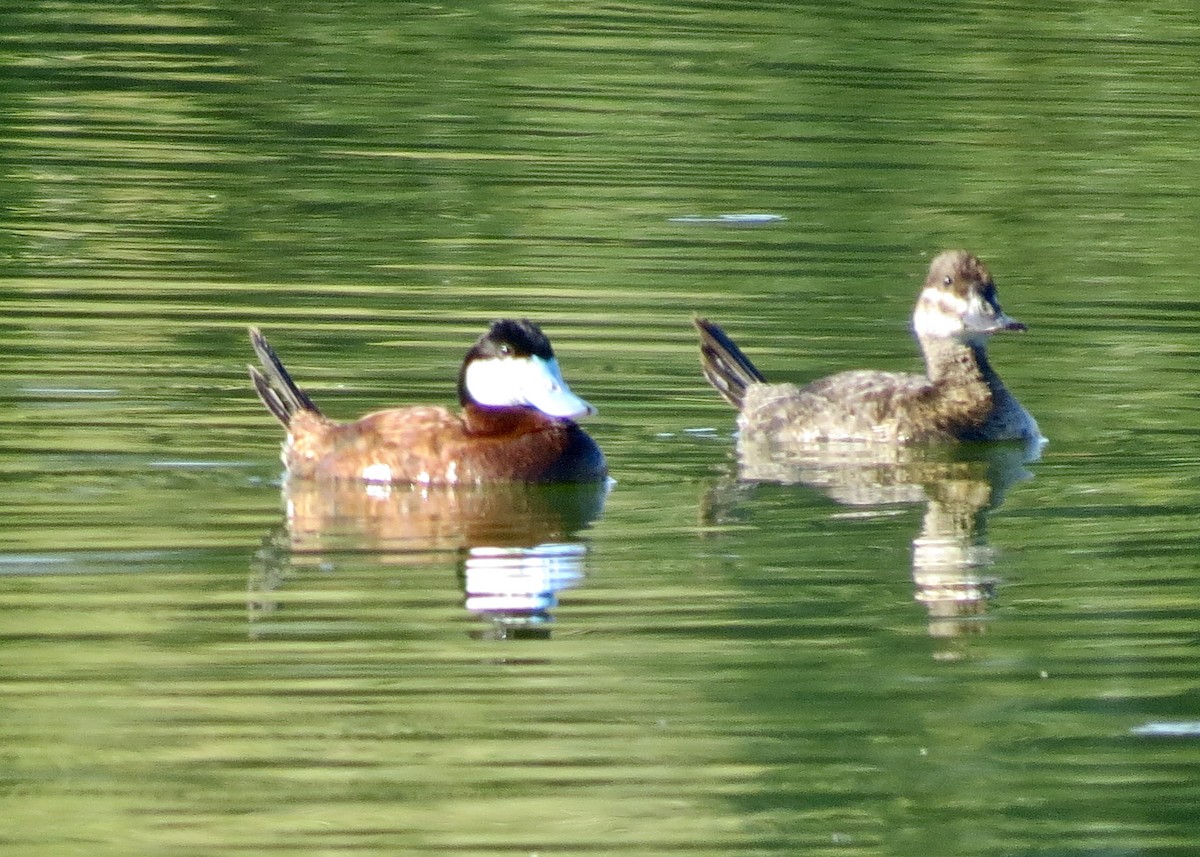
[
  {"xmin": 249, "ymin": 320, "xmax": 607, "ymax": 484},
  {"xmin": 695, "ymin": 250, "xmax": 1041, "ymax": 445}
]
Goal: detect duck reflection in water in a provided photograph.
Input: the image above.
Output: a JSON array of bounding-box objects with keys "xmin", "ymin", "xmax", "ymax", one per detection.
[
  {"xmin": 703, "ymin": 439, "xmax": 1040, "ymax": 639},
  {"xmin": 249, "ymin": 469, "xmax": 609, "ymax": 640},
  {"xmin": 695, "ymin": 251, "xmax": 1045, "ymax": 639}
]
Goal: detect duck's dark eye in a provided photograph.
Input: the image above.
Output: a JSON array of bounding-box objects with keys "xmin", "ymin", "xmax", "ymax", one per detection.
[
  {"xmin": 943, "ymin": 275, "xmax": 953, "ymax": 286},
  {"xmin": 498, "ymin": 343, "xmax": 512, "ymax": 356}
]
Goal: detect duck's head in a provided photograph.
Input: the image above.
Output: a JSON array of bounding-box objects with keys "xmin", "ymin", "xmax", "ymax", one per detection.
[
  {"xmin": 912, "ymin": 250, "xmax": 1027, "ymax": 345},
  {"xmin": 458, "ymin": 319, "xmax": 597, "ymax": 419}
]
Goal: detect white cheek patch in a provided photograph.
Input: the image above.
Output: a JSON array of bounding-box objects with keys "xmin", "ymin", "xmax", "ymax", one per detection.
[
  {"xmin": 913, "ymin": 288, "xmax": 1008, "ymax": 342},
  {"xmin": 913, "ymin": 287, "xmax": 969, "ymax": 338},
  {"xmin": 464, "ymin": 356, "xmax": 525, "ymax": 407},
  {"xmin": 464, "ymin": 355, "xmax": 596, "ymax": 419}
]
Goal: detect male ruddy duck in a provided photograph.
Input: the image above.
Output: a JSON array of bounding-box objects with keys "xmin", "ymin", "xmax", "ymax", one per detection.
[
  {"xmin": 695, "ymin": 250, "xmax": 1041, "ymax": 445},
  {"xmin": 249, "ymin": 320, "xmax": 607, "ymax": 484}
]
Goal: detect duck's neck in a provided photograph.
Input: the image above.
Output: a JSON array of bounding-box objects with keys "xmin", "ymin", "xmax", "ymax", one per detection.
[
  {"xmin": 921, "ymin": 336, "xmax": 1006, "ymax": 395},
  {"xmin": 463, "ymin": 402, "xmax": 558, "ymax": 436},
  {"xmin": 917, "ymin": 336, "xmax": 1010, "ymax": 433},
  {"xmin": 925, "ymin": 336, "xmax": 1037, "ymax": 443}
]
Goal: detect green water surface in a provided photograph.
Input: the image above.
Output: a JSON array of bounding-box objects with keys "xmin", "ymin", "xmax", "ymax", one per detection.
[{"xmin": 2, "ymin": 3, "xmax": 1200, "ymax": 855}]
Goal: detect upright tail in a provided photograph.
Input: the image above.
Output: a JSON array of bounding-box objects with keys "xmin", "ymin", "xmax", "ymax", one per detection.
[
  {"xmin": 247, "ymin": 327, "xmax": 323, "ymax": 427},
  {"xmin": 694, "ymin": 318, "xmax": 767, "ymax": 410}
]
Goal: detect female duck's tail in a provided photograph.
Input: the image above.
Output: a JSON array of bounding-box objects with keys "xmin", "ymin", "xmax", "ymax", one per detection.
[
  {"xmin": 694, "ymin": 318, "xmax": 767, "ymax": 411},
  {"xmin": 247, "ymin": 327, "xmax": 323, "ymax": 427}
]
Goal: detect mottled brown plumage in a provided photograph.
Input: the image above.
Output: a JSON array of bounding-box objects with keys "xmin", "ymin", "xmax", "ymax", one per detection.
[
  {"xmin": 249, "ymin": 322, "xmax": 606, "ymax": 484},
  {"xmin": 696, "ymin": 250, "xmax": 1041, "ymax": 445}
]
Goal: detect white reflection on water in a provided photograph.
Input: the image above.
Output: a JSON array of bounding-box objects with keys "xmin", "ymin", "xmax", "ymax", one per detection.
[
  {"xmin": 1130, "ymin": 722, "xmax": 1200, "ymax": 737},
  {"xmin": 464, "ymin": 542, "xmax": 586, "ymax": 633},
  {"xmin": 668, "ymin": 212, "xmax": 788, "ymax": 225}
]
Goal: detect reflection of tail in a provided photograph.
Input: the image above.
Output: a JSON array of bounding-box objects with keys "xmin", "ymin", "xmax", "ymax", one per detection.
[
  {"xmin": 694, "ymin": 318, "xmax": 767, "ymax": 410},
  {"xmin": 248, "ymin": 327, "xmax": 322, "ymax": 427}
]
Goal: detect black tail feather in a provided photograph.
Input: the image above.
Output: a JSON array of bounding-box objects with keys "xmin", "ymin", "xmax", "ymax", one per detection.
[
  {"xmin": 248, "ymin": 327, "xmax": 322, "ymax": 427},
  {"xmin": 694, "ymin": 317, "xmax": 767, "ymax": 410}
]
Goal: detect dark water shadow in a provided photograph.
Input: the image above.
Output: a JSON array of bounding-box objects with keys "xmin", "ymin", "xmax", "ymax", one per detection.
[
  {"xmin": 704, "ymin": 438, "xmax": 1043, "ymax": 638},
  {"xmin": 250, "ymin": 479, "xmax": 609, "ymax": 639}
]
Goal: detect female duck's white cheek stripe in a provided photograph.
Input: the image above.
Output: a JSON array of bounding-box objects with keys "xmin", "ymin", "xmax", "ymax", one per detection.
[
  {"xmin": 913, "ymin": 289, "xmax": 1005, "ymax": 340},
  {"xmin": 913, "ymin": 288, "xmax": 969, "ymax": 338}
]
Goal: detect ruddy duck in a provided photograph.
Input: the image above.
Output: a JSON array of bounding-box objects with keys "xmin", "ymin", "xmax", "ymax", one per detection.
[
  {"xmin": 695, "ymin": 250, "xmax": 1041, "ymax": 445},
  {"xmin": 249, "ymin": 320, "xmax": 607, "ymax": 484}
]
